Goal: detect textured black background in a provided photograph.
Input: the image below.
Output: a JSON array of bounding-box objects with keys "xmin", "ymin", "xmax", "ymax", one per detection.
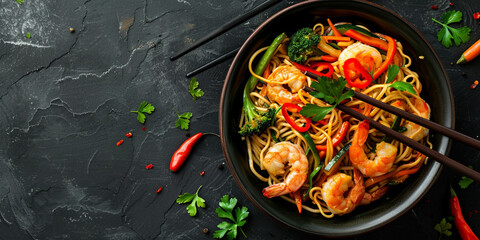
[{"xmin": 0, "ymin": 0, "xmax": 479, "ymax": 239}]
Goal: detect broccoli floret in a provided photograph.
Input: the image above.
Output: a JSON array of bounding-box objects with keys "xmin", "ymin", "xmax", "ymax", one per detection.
[
  {"xmin": 238, "ymin": 90, "xmax": 276, "ymax": 137},
  {"xmin": 287, "ymin": 27, "xmax": 322, "ymax": 64}
]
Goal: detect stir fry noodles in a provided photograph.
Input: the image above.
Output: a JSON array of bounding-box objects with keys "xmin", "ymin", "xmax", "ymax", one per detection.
[{"xmin": 238, "ymin": 20, "xmax": 432, "ymax": 217}]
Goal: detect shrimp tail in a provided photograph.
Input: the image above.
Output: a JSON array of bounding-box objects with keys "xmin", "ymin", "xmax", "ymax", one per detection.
[
  {"xmin": 289, "ymin": 190, "xmax": 303, "ymax": 214},
  {"xmin": 263, "ymin": 183, "xmax": 289, "ymax": 198},
  {"xmin": 351, "ymin": 168, "xmax": 365, "ymax": 206},
  {"xmin": 352, "ymin": 120, "xmax": 369, "ymax": 146}
]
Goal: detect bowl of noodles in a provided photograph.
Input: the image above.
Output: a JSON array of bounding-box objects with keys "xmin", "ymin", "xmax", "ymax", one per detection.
[{"xmin": 219, "ymin": 0, "xmax": 454, "ymax": 236}]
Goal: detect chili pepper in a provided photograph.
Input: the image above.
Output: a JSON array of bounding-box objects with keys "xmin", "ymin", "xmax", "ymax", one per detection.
[
  {"xmin": 200, "ymin": 170, "xmax": 205, "ymax": 176},
  {"xmin": 343, "ymin": 58, "xmax": 373, "ymax": 89},
  {"xmin": 324, "ymin": 142, "xmax": 352, "ymax": 172},
  {"xmin": 474, "ymin": 12, "xmax": 480, "ymax": 20},
  {"xmin": 431, "ymin": 5, "xmax": 438, "ymax": 10},
  {"xmin": 310, "ymin": 62, "xmax": 334, "ymax": 77},
  {"xmin": 156, "ymin": 187, "xmax": 162, "ymax": 193},
  {"xmin": 291, "ymin": 61, "xmax": 333, "ymax": 78},
  {"xmin": 170, "ymin": 133, "xmax": 203, "ymax": 172},
  {"xmin": 373, "ymin": 35, "xmax": 396, "ymax": 80},
  {"xmin": 146, "ymin": 164, "xmax": 153, "ymax": 169},
  {"xmin": 142, "ymin": 126, "xmax": 146, "ymax": 131},
  {"xmin": 126, "ymin": 132, "xmax": 132, "ymax": 138},
  {"xmin": 450, "ymin": 186, "xmax": 479, "ymax": 240},
  {"xmin": 116, "ymin": 139, "xmax": 124, "ymax": 146},
  {"xmin": 316, "ymin": 121, "xmax": 350, "ymax": 151},
  {"xmin": 281, "ymin": 103, "xmax": 312, "ymax": 132},
  {"xmin": 450, "ymin": 3, "xmax": 454, "ymax": 6}
]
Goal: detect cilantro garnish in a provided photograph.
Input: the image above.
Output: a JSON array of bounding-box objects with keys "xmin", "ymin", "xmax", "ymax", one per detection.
[
  {"xmin": 300, "ymin": 76, "xmax": 354, "ymax": 122},
  {"xmin": 25, "ymin": 32, "xmax": 31, "ymax": 38},
  {"xmin": 176, "ymin": 185, "xmax": 206, "ymax": 217},
  {"xmin": 175, "ymin": 108, "xmax": 192, "ymax": 130},
  {"xmin": 434, "ymin": 218, "xmax": 452, "ymax": 238},
  {"xmin": 459, "ymin": 165, "xmax": 474, "ymax": 189},
  {"xmin": 213, "ymin": 195, "xmax": 249, "ymax": 240},
  {"xmin": 189, "ymin": 77, "xmax": 204, "ymax": 100},
  {"xmin": 432, "ymin": 10, "xmax": 471, "ymax": 48},
  {"xmin": 389, "ymin": 82, "xmax": 416, "ymax": 95},
  {"xmin": 385, "ymin": 65, "xmax": 400, "ymax": 84},
  {"xmin": 16, "ymin": 0, "xmax": 24, "ymax": 4},
  {"xmin": 130, "ymin": 101, "xmax": 155, "ymax": 124}
]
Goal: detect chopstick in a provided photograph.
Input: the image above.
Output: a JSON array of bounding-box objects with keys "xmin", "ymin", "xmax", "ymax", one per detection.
[
  {"xmin": 186, "ymin": 47, "xmax": 239, "ymax": 78},
  {"xmin": 336, "ymin": 104, "xmax": 480, "ymax": 182},
  {"xmin": 301, "ymin": 71, "xmax": 480, "ymax": 182},
  {"xmin": 302, "ymin": 71, "xmax": 480, "ymax": 150},
  {"xmin": 170, "ymin": 0, "xmax": 282, "ymax": 61}
]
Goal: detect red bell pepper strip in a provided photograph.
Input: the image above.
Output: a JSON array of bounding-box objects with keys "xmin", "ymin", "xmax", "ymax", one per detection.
[
  {"xmin": 170, "ymin": 133, "xmax": 203, "ymax": 172},
  {"xmin": 291, "ymin": 61, "xmax": 333, "ymax": 78},
  {"xmin": 343, "ymin": 58, "xmax": 373, "ymax": 89},
  {"xmin": 315, "ymin": 121, "xmax": 350, "ymax": 151},
  {"xmin": 281, "ymin": 103, "xmax": 311, "ymax": 132},
  {"xmin": 344, "ymin": 29, "xmax": 388, "ymax": 51},
  {"xmin": 450, "ymin": 186, "xmax": 479, "ymax": 240},
  {"xmin": 372, "ymin": 35, "xmax": 396, "ymax": 80},
  {"xmin": 310, "ymin": 62, "xmax": 334, "ymax": 77}
]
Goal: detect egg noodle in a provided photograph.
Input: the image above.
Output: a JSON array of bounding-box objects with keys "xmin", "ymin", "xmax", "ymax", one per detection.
[{"xmin": 239, "ymin": 21, "xmax": 432, "ymax": 217}]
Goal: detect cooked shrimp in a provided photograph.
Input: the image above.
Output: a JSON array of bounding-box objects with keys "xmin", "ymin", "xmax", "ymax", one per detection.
[
  {"xmin": 338, "ymin": 42, "xmax": 382, "ymax": 72},
  {"xmin": 266, "ymin": 65, "xmax": 306, "ymax": 104},
  {"xmin": 349, "ymin": 120, "xmax": 397, "ymax": 177},
  {"xmin": 402, "ymin": 97, "xmax": 431, "ymax": 141},
  {"xmin": 321, "ymin": 168, "xmax": 365, "ymax": 215},
  {"xmin": 360, "ymin": 186, "xmax": 389, "ymax": 205},
  {"xmin": 262, "ymin": 142, "xmax": 309, "ymax": 198}
]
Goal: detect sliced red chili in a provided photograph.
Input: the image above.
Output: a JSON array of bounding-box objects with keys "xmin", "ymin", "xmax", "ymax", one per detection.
[
  {"xmin": 126, "ymin": 132, "xmax": 133, "ymax": 138},
  {"xmin": 291, "ymin": 61, "xmax": 333, "ymax": 78},
  {"xmin": 116, "ymin": 139, "xmax": 124, "ymax": 146},
  {"xmin": 310, "ymin": 62, "xmax": 334, "ymax": 77},
  {"xmin": 281, "ymin": 103, "xmax": 311, "ymax": 132},
  {"xmin": 156, "ymin": 187, "xmax": 162, "ymax": 193},
  {"xmin": 474, "ymin": 12, "xmax": 480, "ymax": 19},
  {"xmin": 343, "ymin": 58, "xmax": 373, "ymax": 89},
  {"xmin": 145, "ymin": 164, "xmax": 153, "ymax": 169},
  {"xmin": 316, "ymin": 121, "xmax": 350, "ymax": 151}
]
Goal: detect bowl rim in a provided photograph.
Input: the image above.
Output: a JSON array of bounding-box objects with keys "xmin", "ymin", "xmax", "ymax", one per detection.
[{"xmin": 219, "ymin": 0, "xmax": 455, "ymax": 236}]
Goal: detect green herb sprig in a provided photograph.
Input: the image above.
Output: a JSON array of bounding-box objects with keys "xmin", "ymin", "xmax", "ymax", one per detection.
[
  {"xmin": 213, "ymin": 195, "xmax": 249, "ymax": 240},
  {"xmin": 189, "ymin": 77, "xmax": 204, "ymax": 100},
  {"xmin": 175, "ymin": 108, "xmax": 192, "ymax": 130},
  {"xmin": 131, "ymin": 101, "xmax": 155, "ymax": 124},
  {"xmin": 176, "ymin": 185, "xmax": 206, "ymax": 217},
  {"xmin": 432, "ymin": 10, "xmax": 471, "ymax": 48},
  {"xmin": 434, "ymin": 218, "xmax": 452, "ymax": 239}
]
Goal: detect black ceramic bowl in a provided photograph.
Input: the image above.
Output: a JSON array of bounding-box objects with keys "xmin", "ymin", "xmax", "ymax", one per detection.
[{"xmin": 219, "ymin": 0, "xmax": 454, "ymax": 237}]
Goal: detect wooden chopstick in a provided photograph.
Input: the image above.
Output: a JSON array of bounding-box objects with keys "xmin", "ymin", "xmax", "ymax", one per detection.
[
  {"xmin": 302, "ymin": 71, "xmax": 480, "ymax": 150},
  {"xmin": 186, "ymin": 47, "xmax": 239, "ymax": 78},
  {"xmin": 336, "ymin": 104, "xmax": 480, "ymax": 182},
  {"xmin": 170, "ymin": 0, "xmax": 282, "ymax": 61}
]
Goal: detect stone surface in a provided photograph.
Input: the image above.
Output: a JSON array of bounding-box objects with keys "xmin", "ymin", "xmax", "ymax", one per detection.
[{"xmin": 0, "ymin": 0, "xmax": 479, "ymax": 239}]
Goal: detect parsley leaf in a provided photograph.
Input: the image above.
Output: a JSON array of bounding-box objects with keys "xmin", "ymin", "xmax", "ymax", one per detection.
[
  {"xmin": 214, "ymin": 195, "xmax": 249, "ymax": 240},
  {"xmin": 300, "ymin": 77, "xmax": 353, "ymax": 122},
  {"xmin": 459, "ymin": 165, "xmax": 474, "ymax": 189},
  {"xmin": 389, "ymin": 82, "xmax": 416, "ymax": 95},
  {"xmin": 175, "ymin": 111, "xmax": 193, "ymax": 130},
  {"xmin": 16, "ymin": 0, "xmax": 24, "ymax": 4},
  {"xmin": 130, "ymin": 101, "xmax": 155, "ymax": 124},
  {"xmin": 25, "ymin": 32, "xmax": 31, "ymax": 38},
  {"xmin": 176, "ymin": 185, "xmax": 206, "ymax": 217},
  {"xmin": 432, "ymin": 10, "xmax": 471, "ymax": 48},
  {"xmin": 188, "ymin": 77, "xmax": 204, "ymax": 100},
  {"xmin": 386, "ymin": 65, "xmax": 400, "ymax": 84},
  {"xmin": 434, "ymin": 218, "xmax": 452, "ymax": 238}
]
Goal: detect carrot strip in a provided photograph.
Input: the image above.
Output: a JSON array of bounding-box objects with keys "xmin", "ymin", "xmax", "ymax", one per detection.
[
  {"xmin": 320, "ymin": 55, "xmax": 338, "ymax": 62},
  {"xmin": 322, "ymin": 36, "xmax": 351, "ymax": 42},
  {"xmin": 344, "ymin": 29, "xmax": 388, "ymax": 51},
  {"xmin": 263, "ymin": 63, "xmax": 271, "ymax": 78},
  {"xmin": 327, "ymin": 18, "xmax": 342, "ymax": 37},
  {"xmin": 457, "ymin": 38, "xmax": 480, "ymax": 64},
  {"xmin": 372, "ymin": 35, "xmax": 396, "ymax": 80}
]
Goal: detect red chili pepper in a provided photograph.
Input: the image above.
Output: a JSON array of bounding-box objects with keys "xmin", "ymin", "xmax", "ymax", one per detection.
[
  {"xmin": 291, "ymin": 61, "xmax": 333, "ymax": 78},
  {"xmin": 474, "ymin": 12, "xmax": 480, "ymax": 20},
  {"xmin": 156, "ymin": 187, "xmax": 162, "ymax": 193},
  {"xmin": 126, "ymin": 132, "xmax": 132, "ymax": 138},
  {"xmin": 431, "ymin": 5, "xmax": 438, "ymax": 10},
  {"xmin": 343, "ymin": 58, "xmax": 373, "ymax": 89},
  {"xmin": 450, "ymin": 186, "xmax": 479, "ymax": 240},
  {"xmin": 450, "ymin": 3, "xmax": 454, "ymax": 6},
  {"xmin": 142, "ymin": 126, "xmax": 146, "ymax": 131},
  {"xmin": 372, "ymin": 35, "xmax": 396, "ymax": 80},
  {"xmin": 146, "ymin": 164, "xmax": 153, "ymax": 169},
  {"xmin": 281, "ymin": 103, "xmax": 311, "ymax": 132},
  {"xmin": 170, "ymin": 133, "xmax": 203, "ymax": 172},
  {"xmin": 116, "ymin": 139, "xmax": 124, "ymax": 146},
  {"xmin": 315, "ymin": 121, "xmax": 350, "ymax": 151},
  {"xmin": 200, "ymin": 170, "xmax": 205, "ymax": 176}
]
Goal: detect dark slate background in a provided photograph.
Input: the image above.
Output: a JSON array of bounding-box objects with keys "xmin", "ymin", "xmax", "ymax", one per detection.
[{"xmin": 0, "ymin": 0, "xmax": 479, "ymax": 239}]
